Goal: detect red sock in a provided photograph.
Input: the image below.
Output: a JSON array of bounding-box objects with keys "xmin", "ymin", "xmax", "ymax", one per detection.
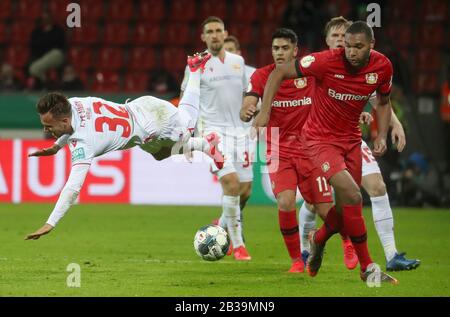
[
  {"xmin": 340, "ymin": 231, "xmax": 350, "ymax": 241},
  {"xmin": 278, "ymin": 210, "xmax": 301, "ymax": 262},
  {"xmin": 342, "ymin": 204, "xmax": 373, "ymax": 271},
  {"xmin": 314, "ymin": 206, "xmax": 342, "ymax": 245}
]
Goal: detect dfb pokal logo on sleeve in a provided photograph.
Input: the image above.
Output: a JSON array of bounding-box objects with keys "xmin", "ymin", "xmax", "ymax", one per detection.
[{"xmin": 300, "ymin": 55, "xmax": 315, "ymax": 68}]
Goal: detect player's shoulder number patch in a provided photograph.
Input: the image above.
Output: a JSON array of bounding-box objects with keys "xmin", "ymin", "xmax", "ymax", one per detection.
[
  {"xmin": 71, "ymin": 147, "xmax": 86, "ymax": 162},
  {"xmin": 300, "ymin": 55, "xmax": 315, "ymax": 68}
]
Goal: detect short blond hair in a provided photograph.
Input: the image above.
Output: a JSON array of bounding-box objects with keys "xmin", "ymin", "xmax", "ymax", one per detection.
[{"xmin": 324, "ymin": 16, "xmax": 352, "ymax": 36}]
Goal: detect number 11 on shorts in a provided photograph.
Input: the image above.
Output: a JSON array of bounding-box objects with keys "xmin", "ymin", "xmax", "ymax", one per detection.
[{"xmin": 316, "ymin": 176, "xmax": 328, "ymax": 193}]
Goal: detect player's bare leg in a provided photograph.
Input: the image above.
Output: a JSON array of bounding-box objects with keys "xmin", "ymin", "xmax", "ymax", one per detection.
[
  {"xmin": 362, "ymin": 173, "xmax": 420, "ymax": 271},
  {"xmin": 308, "ymin": 169, "xmax": 397, "ymax": 282},
  {"xmin": 277, "ymin": 189, "xmax": 304, "ymax": 273}
]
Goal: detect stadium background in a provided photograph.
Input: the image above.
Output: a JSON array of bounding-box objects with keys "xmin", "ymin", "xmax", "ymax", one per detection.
[{"xmin": 0, "ymin": 0, "xmax": 448, "ymax": 208}]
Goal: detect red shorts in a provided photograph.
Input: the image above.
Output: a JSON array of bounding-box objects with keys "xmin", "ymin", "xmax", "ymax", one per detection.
[
  {"xmin": 298, "ymin": 140, "xmax": 362, "ymax": 204},
  {"xmin": 268, "ymin": 156, "xmax": 301, "ymax": 197}
]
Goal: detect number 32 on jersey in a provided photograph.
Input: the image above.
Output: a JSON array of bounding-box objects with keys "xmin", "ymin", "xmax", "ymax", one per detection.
[{"xmin": 93, "ymin": 101, "xmax": 131, "ymax": 138}]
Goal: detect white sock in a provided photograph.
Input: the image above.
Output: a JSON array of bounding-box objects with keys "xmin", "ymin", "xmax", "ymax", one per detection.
[
  {"xmin": 222, "ymin": 195, "xmax": 244, "ymax": 248},
  {"xmin": 371, "ymin": 193, "xmax": 397, "ymax": 261},
  {"xmin": 186, "ymin": 137, "xmax": 209, "ymax": 153},
  {"xmin": 178, "ymin": 71, "xmax": 201, "ymax": 130},
  {"xmin": 299, "ymin": 203, "xmax": 316, "ymax": 253},
  {"xmin": 218, "ymin": 216, "xmax": 227, "ymax": 229}
]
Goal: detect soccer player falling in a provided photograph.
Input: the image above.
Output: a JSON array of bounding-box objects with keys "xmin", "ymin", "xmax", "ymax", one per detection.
[
  {"xmin": 254, "ymin": 21, "xmax": 399, "ymax": 284},
  {"xmin": 298, "ymin": 17, "xmax": 420, "ymax": 272},
  {"xmin": 180, "ymin": 16, "xmax": 253, "ymax": 260},
  {"xmin": 25, "ymin": 53, "xmax": 221, "ymax": 240}
]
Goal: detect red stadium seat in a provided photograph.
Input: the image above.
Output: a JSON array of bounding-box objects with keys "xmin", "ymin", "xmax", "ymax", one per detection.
[
  {"xmin": 97, "ymin": 47, "xmax": 124, "ymax": 70},
  {"xmin": 79, "ymin": 0, "xmax": 104, "ymax": 21},
  {"xmin": 77, "ymin": 70, "xmax": 90, "ymax": 88},
  {"xmin": 389, "ymin": 0, "xmax": 416, "ymax": 22},
  {"xmin": 259, "ymin": 23, "xmax": 279, "ymax": 46},
  {"xmin": 107, "ymin": 0, "xmax": 134, "ymax": 21},
  {"xmin": 417, "ymin": 23, "xmax": 445, "ymax": 47},
  {"xmin": 132, "ymin": 23, "xmax": 161, "ymax": 45},
  {"xmin": 256, "ymin": 49, "xmax": 273, "ymax": 68},
  {"xmin": 415, "ymin": 49, "xmax": 441, "ymax": 72},
  {"xmin": 48, "ymin": 0, "xmax": 72, "ymax": 26},
  {"xmin": 124, "ymin": 72, "xmax": 150, "ymax": 92},
  {"xmin": 16, "ymin": 0, "xmax": 42, "ymax": 20},
  {"xmin": 0, "ymin": 0, "xmax": 12, "ymax": 20},
  {"xmin": 68, "ymin": 47, "xmax": 93, "ymax": 70},
  {"xmin": 164, "ymin": 23, "xmax": 192, "ymax": 46},
  {"xmin": 168, "ymin": 0, "xmax": 196, "ymax": 22},
  {"xmin": 385, "ymin": 23, "xmax": 412, "ymax": 49},
  {"xmin": 0, "ymin": 24, "xmax": 6, "ymax": 44},
  {"xmin": 70, "ymin": 24, "xmax": 99, "ymax": 45},
  {"xmin": 415, "ymin": 72, "xmax": 439, "ymax": 94},
  {"xmin": 419, "ymin": 0, "xmax": 448, "ymax": 22},
  {"xmin": 91, "ymin": 71, "xmax": 120, "ymax": 92},
  {"xmin": 161, "ymin": 47, "xmax": 188, "ymax": 73},
  {"xmin": 103, "ymin": 23, "xmax": 129, "ymax": 46},
  {"xmin": 227, "ymin": 24, "xmax": 254, "ymax": 46},
  {"xmin": 261, "ymin": 0, "xmax": 288, "ymax": 23},
  {"xmin": 199, "ymin": 0, "xmax": 227, "ymax": 21},
  {"xmin": 231, "ymin": 0, "xmax": 258, "ymax": 23},
  {"xmin": 5, "ymin": 46, "xmax": 29, "ymax": 68},
  {"xmin": 128, "ymin": 47, "xmax": 156, "ymax": 71},
  {"xmin": 9, "ymin": 21, "xmax": 35, "ymax": 45},
  {"xmin": 137, "ymin": 0, "xmax": 165, "ymax": 21}
]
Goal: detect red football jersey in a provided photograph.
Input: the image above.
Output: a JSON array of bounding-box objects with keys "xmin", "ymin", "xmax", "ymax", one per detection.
[
  {"xmin": 296, "ymin": 48, "xmax": 393, "ymax": 143},
  {"xmin": 247, "ymin": 63, "xmax": 314, "ymax": 157}
]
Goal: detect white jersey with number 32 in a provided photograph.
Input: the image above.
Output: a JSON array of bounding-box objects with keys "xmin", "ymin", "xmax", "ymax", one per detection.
[{"xmin": 65, "ymin": 97, "xmax": 141, "ymax": 165}]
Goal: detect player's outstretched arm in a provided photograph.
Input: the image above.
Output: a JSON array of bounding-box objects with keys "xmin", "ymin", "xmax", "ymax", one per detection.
[
  {"xmin": 372, "ymin": 94, "xmax": 392, "ymax": 157},
  {"xmin": 253, "ymin": 60, "xmax": 298, "ymax": 130},
  {"xmin": 28, "ymin": 134, "xmax": 70, "ymax": 157},
  {"xmin": 240, "ymin": 95, "xmax": 259, "ymax": 122},
  {"xmin": 25, "ymin": 163, "xmax": 90, "ymax": 240},
  {"xmin": 28, "ymin": 144, "xmax": 62, "ymax": 157}
]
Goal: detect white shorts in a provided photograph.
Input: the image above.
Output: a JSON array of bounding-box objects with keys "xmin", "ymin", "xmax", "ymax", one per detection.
[
  {"xmin": 205, "ymin": 127, "xmax": 256, "ymax": 182},
  {"xmin": 361, "ymin": 140, "xmax": 381, "ymax": 177},
  {"xmin": 128, "ymin": 96, "xmax": 187, "ymax": 154}
]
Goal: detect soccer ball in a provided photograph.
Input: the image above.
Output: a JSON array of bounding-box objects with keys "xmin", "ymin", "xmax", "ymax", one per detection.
[{"xmin": 193, "ymin": 225, "xmax": 230, "ymax": 261}]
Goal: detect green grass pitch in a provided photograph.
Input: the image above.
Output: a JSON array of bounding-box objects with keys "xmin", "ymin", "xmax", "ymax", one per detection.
[{"xmin": 0, "ymin": 203, "xmax": 449, "ymax": 296}]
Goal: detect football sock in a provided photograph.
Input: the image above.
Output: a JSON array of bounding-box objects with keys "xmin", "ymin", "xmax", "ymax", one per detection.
[
  {"xmin": 222, "ymin": 195, "xmax": 244, "ymax": 248},
  {"xmin": 371, "ymin": 193, "xmax": 397, "ymax": 262},
  {"xmin": 178, "ymin": 71, "xmax": 200, "ymax": 130},
  {"xmin": 299, "ymin": 203, "xmax": 316, "ymax": 253},
  {"xmin": 314, "ymin": 206, "xmax": 341, "ymax": 245},
  {"xmin": 340, "ymin": 231, "xmax": 350, "ymax": 241},
  {"xmin": 342, "ymin": 204, "xmax": 373, "ymax": 271},
  {"xmin": 186, "ymin": 137, "xmax": 210, "ymax": 153},
  {"xmin": 279, "ymin": 210, "xmax": 301, "ymax": 262}
]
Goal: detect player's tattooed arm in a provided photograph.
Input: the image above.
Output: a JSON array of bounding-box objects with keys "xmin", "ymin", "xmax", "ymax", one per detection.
[
  {"xmin": 372, "ymin": 94, "xmax": 392, "ymax": 157},
  {"xmin": 253, "ymin": 60, "xmax": 298, "ymax": 130},
  {"xmin": 240, "ymin": 95, "xmax": 259, "ymax": 122}
]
